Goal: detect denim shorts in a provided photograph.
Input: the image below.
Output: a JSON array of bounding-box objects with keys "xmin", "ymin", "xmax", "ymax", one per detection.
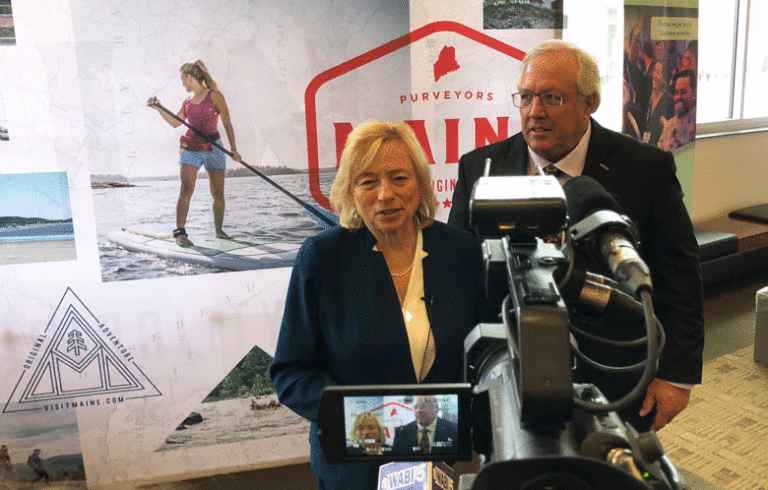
[{"xmin": 179, "ymin": 139, "xmax": 226, "ymax": 171}]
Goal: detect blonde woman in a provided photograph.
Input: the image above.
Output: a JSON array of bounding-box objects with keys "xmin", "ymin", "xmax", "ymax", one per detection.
[
  {"xmin": 348, "ymin": 412, "xmax": 388, "ymax": 455},
  {"xmin": 271, "ymin": 120, "xmax": 492, "ymax": 490}
]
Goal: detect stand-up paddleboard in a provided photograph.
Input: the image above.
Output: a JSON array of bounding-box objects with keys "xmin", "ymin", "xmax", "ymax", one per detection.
[
  {"xmin": 307, "ymin": 204, "xmax": 339, "ymax": 230},
  {"xmin": 107, "ymin": 226, "xmax": 299, "ymax": 271}
]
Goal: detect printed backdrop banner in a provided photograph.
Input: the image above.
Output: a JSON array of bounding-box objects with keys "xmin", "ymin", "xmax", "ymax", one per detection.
[
  {"xmin": 623, "ymin": 0, "xmax": 699, "ymax": 150},
  {"xmin": 0, "ymin": 0, "xmax": 631, "ymax": 487}
]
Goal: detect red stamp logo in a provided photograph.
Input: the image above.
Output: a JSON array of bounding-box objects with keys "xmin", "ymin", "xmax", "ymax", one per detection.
[{"xmin": 305, "ymin": 21, "xmax": 525, "ymax": 209}]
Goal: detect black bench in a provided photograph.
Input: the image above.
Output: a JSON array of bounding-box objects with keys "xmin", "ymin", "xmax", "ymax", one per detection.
[{"xmin": 694, "ymin": 212, "xmax": 768, "ymax": 286}]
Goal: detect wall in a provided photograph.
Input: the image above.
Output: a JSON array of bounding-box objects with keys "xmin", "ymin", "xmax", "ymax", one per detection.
[{"xmin": 689, "ymin": 130, "xmax": 768, "ymax": 222}]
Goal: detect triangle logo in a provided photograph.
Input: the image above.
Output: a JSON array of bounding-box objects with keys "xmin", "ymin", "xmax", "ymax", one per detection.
[{"xmin": 3, "ymin": 288, "xmax": 162, "ymax": 413}]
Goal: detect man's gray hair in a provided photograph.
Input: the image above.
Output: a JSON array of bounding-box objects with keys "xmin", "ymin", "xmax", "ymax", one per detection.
[{"xmin": 520, "ymin": 39, "xmax": 601, "ymax": 111}]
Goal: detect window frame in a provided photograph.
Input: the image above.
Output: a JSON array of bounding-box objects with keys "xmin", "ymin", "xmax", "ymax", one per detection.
[{"xmin": 697, "ymin": 0, "xmax": 768, "ymax": 137}]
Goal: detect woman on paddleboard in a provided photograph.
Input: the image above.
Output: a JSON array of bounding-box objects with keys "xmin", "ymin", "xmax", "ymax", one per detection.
[{"xmin": 147, "ymin": 61, "xmax": 241, "ymax": 247}]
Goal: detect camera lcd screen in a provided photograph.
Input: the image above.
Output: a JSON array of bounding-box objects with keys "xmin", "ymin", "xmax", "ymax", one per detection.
[
  {"xmin": 318, "ymin": 384, "xmax": 472, "ymax": 463},
  {"xmin": 343, "ymin": 393, "xmax": 460, "ymax": 456}
]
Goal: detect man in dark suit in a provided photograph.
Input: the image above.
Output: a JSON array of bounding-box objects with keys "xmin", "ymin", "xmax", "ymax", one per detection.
[
  {"xmin": 448, "ymin": 40, "xmax": 704, "ymax": 433},
  {"xmin": 392, "ymin": 396, "xmax": 458, "ymax": 455}
]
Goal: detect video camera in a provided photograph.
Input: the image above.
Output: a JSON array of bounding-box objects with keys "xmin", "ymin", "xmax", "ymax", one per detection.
[{"xmin": 318, "ymin": 173, "xmax": 686, "ymax": 490}]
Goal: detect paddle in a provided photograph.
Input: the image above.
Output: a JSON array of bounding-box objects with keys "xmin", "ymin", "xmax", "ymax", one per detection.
[{"xmin": 150, "ymin": 100, "xmax": 336, "ymax": 227}]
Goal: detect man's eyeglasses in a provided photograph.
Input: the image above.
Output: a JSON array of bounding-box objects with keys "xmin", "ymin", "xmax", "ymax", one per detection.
[{"xmin": 512, "ymin": 91, "xmax": 576, "ymax": 108}]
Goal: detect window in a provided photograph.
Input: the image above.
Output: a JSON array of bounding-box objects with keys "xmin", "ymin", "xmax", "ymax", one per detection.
[
  {"xmin": 698, "ymin": 0, "xmax": 768, "ymax": 134},
  {"xmin": 741, "ymin": 1, "xmax": 768, "ymax": 119}
]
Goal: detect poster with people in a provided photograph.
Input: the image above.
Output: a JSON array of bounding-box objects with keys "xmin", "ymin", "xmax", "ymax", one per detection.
[
  {"xmin": 624, "ymin": 0, "xmax": 699, "ymax": 150},
  {"xmin": 0, "ymin": 0, "xmax": 649, "ymax": 488}
]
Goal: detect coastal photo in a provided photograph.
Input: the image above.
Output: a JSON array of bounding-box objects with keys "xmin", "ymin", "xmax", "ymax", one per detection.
[
  {"xmin": 0, "ymin": 172, "xmax": 76, "ymax": 266},
  {"xmin": 0, "ymin": 409, "xmax": 86, "ymax": 489},
  {"xmin": 483, "ymin": 0, "xmax": 564, "ymax": 30},
  {"xmin": 86, "ymin": 49, "xmax": 341, "ymax": 283},
  {"xmin": 156, "ymin": 344, "xmax": 308, "ymax": 453},
  {"xmin": 93, "ymin": 169, "xmax": 336, "ymax": 282}
]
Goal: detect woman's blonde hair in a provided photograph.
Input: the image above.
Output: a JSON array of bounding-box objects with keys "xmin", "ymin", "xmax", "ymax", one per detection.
[
  {"xmin": 180, "ymin": 60, "xmax": 218, "ymax": 90},
  {"xmin": 349, "ymin": 412, "xmax": 386, "ymax": 444},
  {"xmin": 330, "ymin": 120, "xmax": 436, "ymax": 231}
]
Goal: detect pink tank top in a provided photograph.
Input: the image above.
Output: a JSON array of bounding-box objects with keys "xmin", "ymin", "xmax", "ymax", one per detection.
[{"xmin": 184, "ymin": 90, "xmax": 219, "ymax": 137}]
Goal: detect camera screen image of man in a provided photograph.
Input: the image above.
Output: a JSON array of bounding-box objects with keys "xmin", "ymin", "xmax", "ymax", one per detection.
[
  {"xmin": 448, "ymin": 39, "xmax": 704, "ymax": 434},
  {"xmin": 270, "ymin": 120, "xmax": 493, "ymax": 490},
  {"xmin": 392, "ymin": 396, "xmax": 458, "ymax": 455}
]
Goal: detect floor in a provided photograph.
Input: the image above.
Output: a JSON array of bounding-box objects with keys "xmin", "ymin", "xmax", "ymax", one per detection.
[
  {"xmin": 700, "ymin": 270, "xmax": 765, "ymax": 362},
  {"xmin": 658, "ymin": 343, "xmax": 768, "ymax": 490},
  {"xmin": 672, "ymin": 269, "xmax": 768, "ymax": 490}
]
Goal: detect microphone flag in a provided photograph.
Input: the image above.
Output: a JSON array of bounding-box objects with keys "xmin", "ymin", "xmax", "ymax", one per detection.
[{"xmin": 377, "ymin": 461, "xmax": 454, "ymax": 490}]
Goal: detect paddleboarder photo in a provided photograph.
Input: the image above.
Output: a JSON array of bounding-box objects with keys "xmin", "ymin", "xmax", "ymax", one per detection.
[
  {"xmin": 96, "ymin": 61, "xmax": 339, "ymax": 282},
  {"xmin": 147, "ymin": 60, "xmax": 241, "ymax": 247}
]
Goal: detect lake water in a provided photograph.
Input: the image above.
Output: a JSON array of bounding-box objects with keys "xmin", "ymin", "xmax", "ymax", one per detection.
[
  {"xmin": 0, "ymin": 223, "xmax": 75, "ymax": 243},
  {"xmin": 93, "ymin": 172, "xmax": 336, "ymax": 282}
]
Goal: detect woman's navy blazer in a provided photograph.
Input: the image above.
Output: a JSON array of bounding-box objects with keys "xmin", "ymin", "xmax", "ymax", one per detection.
[{"xmin": 270, "ymin": 220, "xmax": 492, "ymax": 489}]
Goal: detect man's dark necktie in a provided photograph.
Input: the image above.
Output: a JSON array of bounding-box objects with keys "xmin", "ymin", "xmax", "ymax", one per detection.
[
  {"xmin": 544, "ymin": 164, "xmax": 565, "ymax": 179},
  {"xmin": 542, "ymin": 164, "xmax": 571, "ymax": 184},
  {"xmin": 419, "ymin": 428, "xmax": 430, "ymax": 454}
]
